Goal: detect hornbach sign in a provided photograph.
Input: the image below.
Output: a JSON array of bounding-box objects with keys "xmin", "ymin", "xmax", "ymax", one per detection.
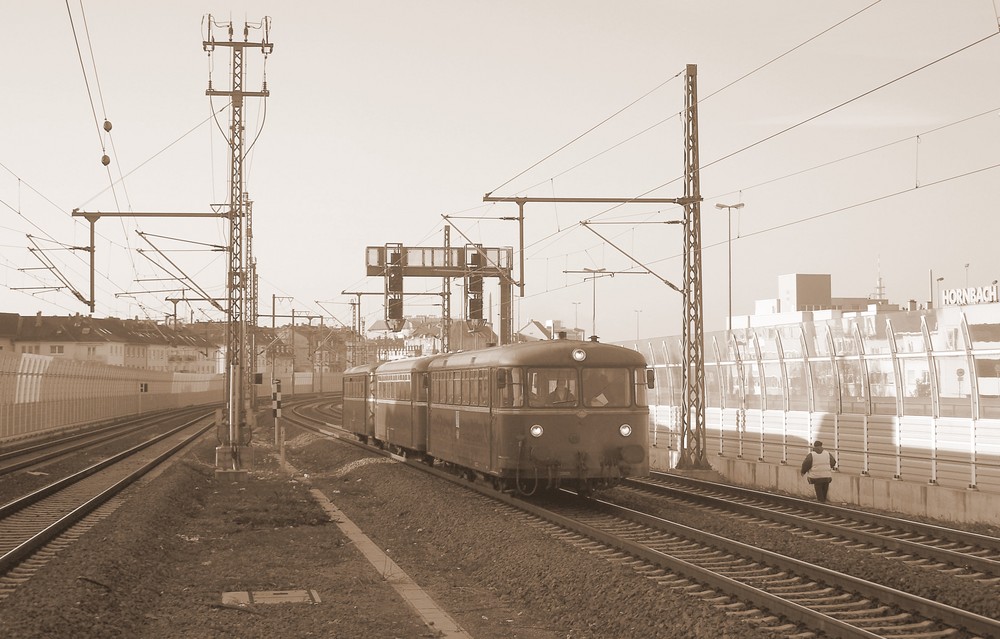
[{"xmin": 942, "ymin": 283, "xmax": 999, "ymax": 306}]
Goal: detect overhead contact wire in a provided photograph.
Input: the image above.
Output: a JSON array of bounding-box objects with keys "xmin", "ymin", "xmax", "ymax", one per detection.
[
  {"xmin": 700, "ymin": 0, "xmax": 884, "ymax": 104},
  {"xmin": 487, "ymin": 70, "xmax": 685, "ymax": 197},
  {"xmin": 698, "ymin": 30, "xmax": 1000, "ymax": 176}
]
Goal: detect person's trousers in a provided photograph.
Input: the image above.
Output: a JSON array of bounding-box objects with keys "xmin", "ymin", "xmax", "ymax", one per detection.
[{"xmin": 812, "ymin": 478, "xmax": 832, "ymax": 503}]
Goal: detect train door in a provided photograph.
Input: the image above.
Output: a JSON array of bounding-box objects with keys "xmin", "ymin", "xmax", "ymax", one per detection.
[
  {"xmin": 491, "ymin": 367, "xmax": 516, "ymax": 473},
  {"xmin": 487, "ymin": 368, "xmax": 495, "ymax": 471},
  {"xmin": 412, "ymin": 371, "xmax": 429, "ymax": 452},
  {"xmin": 366, "ymin": 372, "xmax": 376, "ymax": 437}
]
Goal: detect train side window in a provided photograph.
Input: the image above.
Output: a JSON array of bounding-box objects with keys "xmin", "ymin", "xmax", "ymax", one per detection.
[
  {"xmin": 478, "ymin": 370, "xmax": 489, "ymax": 407},
  {"xmin": 526, "ymin": 370, "xmax": 545, "ymax": 407},
  {"xmin": 506, "ymin": 368, "xmax": 525, "ymax": 407},
  {"xmin": 415, "ymin": 373, "xmax": 427, "ymax": 402},
  {"xmin": 495, "ymin": 368, "xmax": 518, "ymax": 407},
  {"xmin": 464, "ymin": 370, "xmax": 475, "ymax": 406}
]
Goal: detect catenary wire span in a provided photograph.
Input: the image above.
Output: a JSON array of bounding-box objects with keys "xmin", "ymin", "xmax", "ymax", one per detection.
[
  {"xmin": 544, "ymin": 24, "xmax": 1000, "ymax": 234},
  {"xmin": 488, "ymin": 2, "xmax": 883, "ymax": 200},
  {"xmin": 465, "ymin": 1, "xmax": 903, "ymax": 285}
]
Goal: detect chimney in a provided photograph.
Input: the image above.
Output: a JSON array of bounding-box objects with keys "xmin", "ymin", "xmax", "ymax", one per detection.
[
  {"xmin": 35, "ymin": 311, "xmax": 42, "ymax": 327},
  {"xmin": 907, "ymin": 299, "xmax": 917, "ymax": 311}
]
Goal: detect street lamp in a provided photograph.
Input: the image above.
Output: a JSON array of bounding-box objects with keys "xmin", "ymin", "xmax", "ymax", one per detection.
[
  {"xmin": 583, "ymin": 267, "xmax": 607, "ymax": 339},
  {"xmin": 634, "ymin": 309, "xmax": 642, "ymax": 340},
  {"xmin": 715, "ymin": 202, "xmax": 745, "ymax": 329},
  {"xmin": 936, "ymin": 276, "xmax": 944, "ymax": 308},
  {"xmin": 572, "ymin": 301, "xmax": 581, "ymax": 337},
  {"xmin": 965, "ymin": 263, "xmax": 970, "ymax": 287}
]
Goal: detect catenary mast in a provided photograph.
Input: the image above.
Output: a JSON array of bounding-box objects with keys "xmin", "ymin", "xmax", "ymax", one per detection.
[{"xmin": 204, "ymin": 16, "xmax": 272, "ymax": 476}]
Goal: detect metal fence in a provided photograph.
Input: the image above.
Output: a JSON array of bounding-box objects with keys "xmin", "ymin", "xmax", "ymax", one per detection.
[
  {"xmin": 0, "ymin": 352, "xmax": 222, "ymax": 442},
  {"xmin": 621, "ymin": 304, "xmax": 1000, "ymax": 495}
]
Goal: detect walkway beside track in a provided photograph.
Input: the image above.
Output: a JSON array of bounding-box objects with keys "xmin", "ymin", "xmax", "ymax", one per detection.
[{"xmin": 285, "ymin": 460, "xmax": 472, "ymax": 639}]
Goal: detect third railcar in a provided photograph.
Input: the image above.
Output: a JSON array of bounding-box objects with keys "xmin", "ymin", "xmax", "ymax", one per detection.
[
  {"xmin": 342, "ymin": 362, "xmax": 378, "ymax": 443},
  {"xmin": 344, "ymin": 338, "xmax": 653, "ymax": 494}
]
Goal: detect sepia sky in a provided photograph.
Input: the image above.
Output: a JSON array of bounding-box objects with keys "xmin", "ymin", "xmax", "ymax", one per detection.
[{"xmin": 2, "ymin": 1, "xmax": 999, "ymax": 342}]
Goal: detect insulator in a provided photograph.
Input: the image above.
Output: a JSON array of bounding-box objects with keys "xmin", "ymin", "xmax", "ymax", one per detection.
[
  {"xmin": 101, "ymin": 154, "xmax": 111, "ymax": 166},
  {"xmin": 103, "ymin": 120, "xmax": 112, "ymax": 132}
]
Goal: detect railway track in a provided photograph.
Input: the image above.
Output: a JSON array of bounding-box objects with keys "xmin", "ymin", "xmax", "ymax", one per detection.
[
  {"xmin": 0, "ymin": 413, "xmax": 213, "ymax": 600},
  {"xmin": 281, "ymin": 397, "xmax": 1000, "ymax": 638},
  {"xmin": 0, "ymin": 406, "xmax": 213, "ymax": 476},
  {"xmin": 622, "ymin": 473, "xmax": 1000, "ymax": 582},
  {"xmin": 525, "ymin": 494, "xmax": 1000, "ymax": 638}
]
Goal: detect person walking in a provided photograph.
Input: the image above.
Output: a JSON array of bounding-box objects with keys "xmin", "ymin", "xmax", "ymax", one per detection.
[{"xmin": 800, "ymin": 440, "xmax": 837, "ymax": 503}]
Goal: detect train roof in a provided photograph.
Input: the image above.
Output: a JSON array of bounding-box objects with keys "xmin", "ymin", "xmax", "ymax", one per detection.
[
  {"xmin": 427, "ymin": 339, "xmax": 647, "ymax": 370},
  {"xmin": 353, "ymin": 340, "xmax": 649, "ymax": 376},
  {"xmin": 373, "ymin": 355, "xmax": 438, "ymax": 373},
  {"xmin": 343, "ymin": 362, "xmax": 381, "ymax": 375}
]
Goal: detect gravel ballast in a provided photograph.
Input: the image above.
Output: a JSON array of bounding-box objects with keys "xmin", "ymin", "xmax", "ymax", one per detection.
[
  {"xmin": 5, "ymin": 428, "xmax": 995, "ymax": 638},
  {"xmin": 1, "ymin": 433, "xmax": 779, "ymax": 638}
]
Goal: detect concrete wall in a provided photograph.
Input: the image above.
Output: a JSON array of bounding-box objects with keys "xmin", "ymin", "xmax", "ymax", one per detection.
[{"xmin": 648, "ymin": 441, "xmax": 1000, "ymax": 526}]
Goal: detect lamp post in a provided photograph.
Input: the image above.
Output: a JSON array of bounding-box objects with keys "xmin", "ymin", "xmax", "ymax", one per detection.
[
  {"xmin": 582, "ymin": 267, "xmax": 607, "ymax": 339},
  {"xmin": 572, "ymin": 301, "xmax": 581, "ymax": 338},
  {"xmin": 634, "ymin": 309, "xmax": 642, "ymax": 340},
  {"xmin": 936, "ymin": 276, "xmax": 944, "ymax": 308},
  {"xmin": 965, "ymin": 263, "xmax": 970, "ymax": 287},
  {"xmin": 715, "ymin": 202, "xmax": 745, "ymax": 329}
]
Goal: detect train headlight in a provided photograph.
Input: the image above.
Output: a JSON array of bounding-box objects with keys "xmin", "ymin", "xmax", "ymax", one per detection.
[
  {"xmin": 571, "ymin": 348, "xmax": 587, "ymax": 362},
  {"xmin": 530, "ymin": 424, "xmax": 544, "ymax": 438},
  {"xmin": 619, "ymin": 424, "xmax": 633, "ymax": 437}
]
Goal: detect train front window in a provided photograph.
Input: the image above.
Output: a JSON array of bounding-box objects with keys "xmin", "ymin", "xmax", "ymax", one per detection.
[
  {"xmin": 527, "ymin": 368, "xmax": 578, "ymax": 407},
  {"xmin": 582, "ymin": 368, "xmax": 631, "ymax": 407}
]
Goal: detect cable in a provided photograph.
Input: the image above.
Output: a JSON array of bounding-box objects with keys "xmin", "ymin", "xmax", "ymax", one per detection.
[
  {"xmin": 700, "ymin": 0, "xmax": 884, "ymax": 105},
  {"xmin": 579, "ymin": 27, "xmax": 1000, "ymax": 224},
  {"xmin": 646, "ymin": 160, "xmax": 1000, "ymax": 268},
  {"xmin": 709, "ymin": 105, "xmax": 1000, "ymax": 203},
  {"xmin": 519, "ymin": 2, "xmax": 886, "ymax": 198},
  {"xmin": 487, "ymin": 69, "xmax": 685, "ymax": 196},
  {"xmin": 697, "ymin": 30, "xmax": 1000, "ymax": 178},
  {"xmin": 64, "ymin": 0, "xmax": 104, "ymax": 157},
  {"xmin": 75, "ymin": 107, "xmax": 227, "ymax": 210},
  {"xmin": 489, "ymin": 3, "xmax": 884, "ymax": 199}
]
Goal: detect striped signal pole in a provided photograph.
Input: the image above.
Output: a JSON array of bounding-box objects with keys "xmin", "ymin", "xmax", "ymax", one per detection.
[{"xmin": 272, "ymin": 379, "xmax": 282, "ymax": 447}]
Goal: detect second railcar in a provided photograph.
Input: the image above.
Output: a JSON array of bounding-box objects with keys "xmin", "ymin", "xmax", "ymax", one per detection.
[{"xmin": 374, "ymin": 356, "xmax": 434, "ymax": 455}]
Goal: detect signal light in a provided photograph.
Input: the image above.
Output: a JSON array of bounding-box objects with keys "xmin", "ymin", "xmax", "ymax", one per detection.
[
  {"xmin": 387, "ymin": 297, "xmax": 403, "ymax": 320},
  {"xmin": 465, "ymin": 246, "xmax": 484, "ymax": 321},
  {"xmin": 468, "ymin": 274, "xmax": 482, "ymax": 293},
  {"xmin": 386, "ymin": 251, "xmax": 403, "ymax": 293},
  {"xmin": 467, "ymin": 297, "xmax": 483, "ymax": 321}
]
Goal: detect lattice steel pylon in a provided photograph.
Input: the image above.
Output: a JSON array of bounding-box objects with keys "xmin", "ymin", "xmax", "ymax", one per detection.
[
  {"xmin": 482, "ymin": 64, "xmax": 708, "ymax": 469},
  {"xmin": 678, "ymin": 63, "xmax": 709, "ymax": 469},
  {"xmin": 204, "ymin": 16, "xmax": 272, "ymax": 475}
]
